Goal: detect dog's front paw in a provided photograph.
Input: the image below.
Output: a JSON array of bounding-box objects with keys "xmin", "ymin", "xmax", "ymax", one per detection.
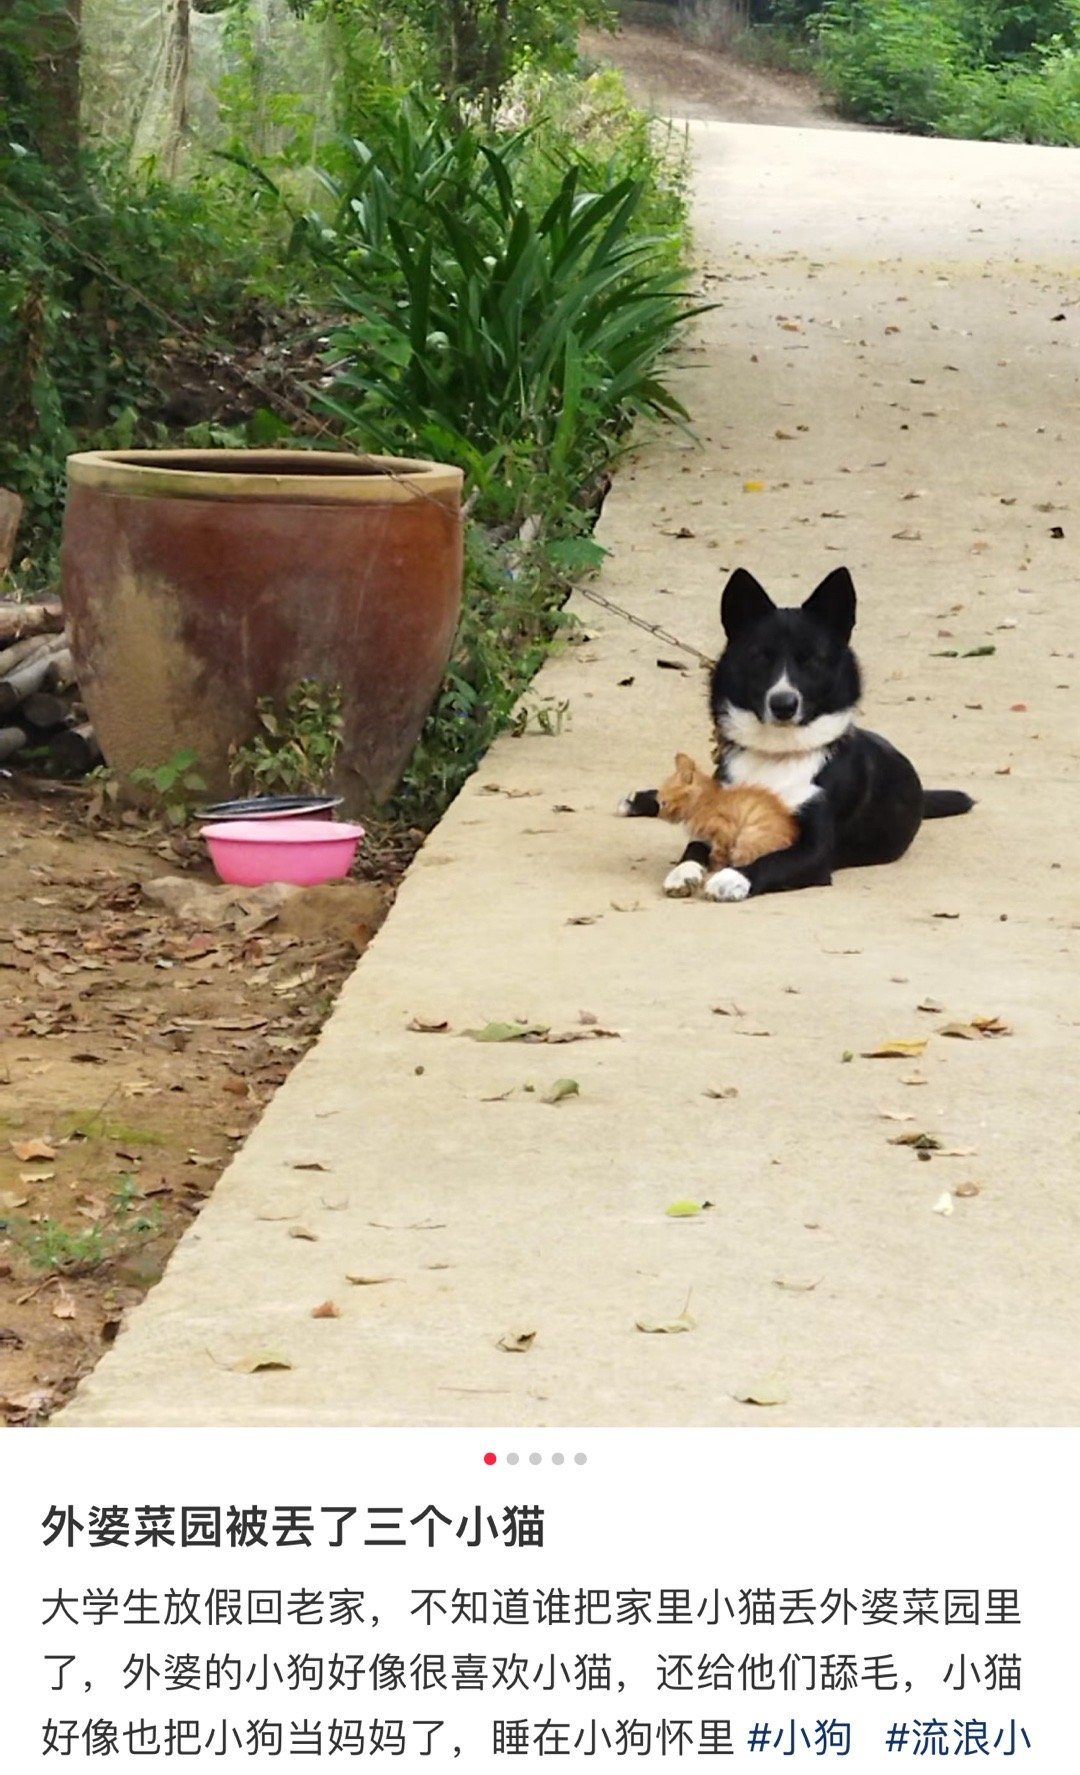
[
  {"xmin": 704, "ymin": 867, "xmax": 751, "ymax": 903},
  {"xmin": 664, "ymin": 859, "xmax": 706, "ymax": 898}
]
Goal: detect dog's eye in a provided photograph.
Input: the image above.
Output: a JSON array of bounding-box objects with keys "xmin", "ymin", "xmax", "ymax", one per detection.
[{"xmin": 793, "ymin": 651, "xmax": 817, "ymax": 669}]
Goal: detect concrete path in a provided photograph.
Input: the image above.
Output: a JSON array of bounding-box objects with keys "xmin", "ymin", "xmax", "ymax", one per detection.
[{"xmin": 61, "ymin": 122, "xmax": 1080, "ymax": 1428}]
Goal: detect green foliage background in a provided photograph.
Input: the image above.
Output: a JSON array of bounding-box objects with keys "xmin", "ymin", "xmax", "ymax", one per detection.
[{"xmin": 762, "ymin": 0, "xmax": 1080, "ymax": 139}]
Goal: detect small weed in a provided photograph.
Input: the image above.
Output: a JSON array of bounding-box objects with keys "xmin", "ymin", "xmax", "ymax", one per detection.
[
  {"xmin": 130, "ymin": 749, "xmax": 208, "ymax": 824},
  {"xmin": 7, "ymin": 1218, "xmax": 109, "ymax": 1276},
  {"xmin": 229, "ymin": 680, "xmax": 344, "ymax": 796},
  {"xmin": 111, "ymin": 1173, "xmax": 162, "ymax": 1237},
  {"xmin": 7, "ymin": 1173, "xmax": 162, "ymax": 1276},
  {"xmin": 61, "ymin": 1111, "xmax": 167, "ymax": 1148},
  {"xmin": 511, "ymin": 695, "xmax": 572, "ymax": 738}
]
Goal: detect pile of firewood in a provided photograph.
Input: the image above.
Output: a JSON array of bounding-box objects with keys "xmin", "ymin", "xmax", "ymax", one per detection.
[{"xmin": 0, "ymin": 489, "xmax": 103, "ymax": 777}]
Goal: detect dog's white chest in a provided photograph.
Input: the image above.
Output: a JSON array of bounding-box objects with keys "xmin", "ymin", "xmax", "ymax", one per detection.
[{"xmin": 724, "ymin": 746, "xmax": 825, "ymax": 811}]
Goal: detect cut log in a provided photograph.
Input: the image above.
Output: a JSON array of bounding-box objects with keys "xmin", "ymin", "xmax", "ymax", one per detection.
[
  {"xmin": 44, "ymin": 645, "xmax": 76, "ymax": 691},
  {"xmin": 0, "ymin": 724, "xmax": 28, "ymax": 764},
  {"xmin": 0, "ymin": 599, "xmax": 65, "ymax": 645},
  {"xmin": 0, "ymin": 636, "xmax": 68, "ymax": 716},
  {"xmin": 50, "ymin": 721, "xmax": 102, "ymax": 775},
  {"xmin": 0, "ymin": 489, "xmax": 23, "ymax": 578},
  {"xmin": 0, "ymin": 632, "xmax": 64, "ymax": 674},
  {"xmin": 21, "ymin": 690, "xmax": 75, "ymax": 730}
]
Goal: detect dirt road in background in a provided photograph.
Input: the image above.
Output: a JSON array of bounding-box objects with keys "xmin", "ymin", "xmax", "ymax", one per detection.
[{"xmin": 582, "ymin": 13, "xmax": 843, "ymax": 126}]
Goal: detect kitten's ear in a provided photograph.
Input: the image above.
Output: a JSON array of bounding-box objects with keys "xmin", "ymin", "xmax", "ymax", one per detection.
[
  {"xmin": 674, "ymin": 751, "xmax": 695, "ymax": 781},
  {"xmin": 721, "ymin": 568, "xmax": 774, "ymax": 639},
  {"xmin": 802, "ymin": 566, "xmax": 856, "ymax": 643}
]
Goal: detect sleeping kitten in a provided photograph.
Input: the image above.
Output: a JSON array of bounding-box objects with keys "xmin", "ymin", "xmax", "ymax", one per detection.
[{"xmin": 657, "ymin": 752, "xmax": 798, "ymax": 897}]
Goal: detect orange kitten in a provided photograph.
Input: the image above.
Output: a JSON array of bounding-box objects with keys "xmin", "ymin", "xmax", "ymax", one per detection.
[{"xmin": 657, "ymin": 752, "xmax": 798, "ymax": 872}]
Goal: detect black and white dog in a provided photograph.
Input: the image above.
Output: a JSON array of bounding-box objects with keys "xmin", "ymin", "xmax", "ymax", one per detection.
[{"xmin": 620, "ymin": 566, "xmax": 973, "ymax": 900}]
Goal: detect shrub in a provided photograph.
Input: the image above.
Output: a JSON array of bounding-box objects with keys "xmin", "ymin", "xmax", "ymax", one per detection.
[
  {"xmin": 810, "ymin": 0, "xmax": 1080, "ymax": 141},
  {"xmin": 815, "ymin": 0, "xmax": 968, "ymax": 130},
  {"xmin": 311, "ymin": 100, "xmax": 701, "ymax": 524}
]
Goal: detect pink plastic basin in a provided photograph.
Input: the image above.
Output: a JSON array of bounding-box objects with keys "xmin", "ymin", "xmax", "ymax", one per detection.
[{"xmin": 200, "ymin": 818, "xmax": 365, "ymax": 887}]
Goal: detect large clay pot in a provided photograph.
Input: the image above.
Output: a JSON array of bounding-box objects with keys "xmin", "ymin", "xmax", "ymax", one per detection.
[{"xmin": 60, "ymin": 449, "xmax": 464, "ymax": 813}]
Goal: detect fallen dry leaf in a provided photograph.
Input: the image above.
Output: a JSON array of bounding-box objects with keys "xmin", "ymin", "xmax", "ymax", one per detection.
[
  {"xmin": 862, "ymin": 1039, "xmax": 928, "ymax": 1059},
  {"xmin": 955, "ymin": 1182, "xmax": 982, "ymax": 1198},
  {"xmin": 292, "ymin": 1161, "xmax": 329, "ymax": 1172},
  {"xmin": 407, "ymin": 1016, "xmax": 450, "ymax": 1033},
  {"xmin": 311, "ymin": 1300, "xmax": 341, "ymax": 1319},
  {"xmin": 635, "ymin": 1312, "xmax": 695, "ymax": 1334},
  {"xmin": 703, "ymin": 1085, "xmax": 739, "ymax": 1100},
  {"xmin": 212, "ymin": 1349, "xmax": 293, "ymax": 1373},
  {"xmin": 879, "ymin": 1109, "xmax": 915, "ymax": 1122},
  {"xmin": 10, "ymin": 1138, "xmax": 56, "ymax": 1163},
  {"xmin": 287, "ymin": 1226, "xmax": 318, "ymax": 1242},
  {"xmin": 901, "ymin": 1071, "xmax": 929, "ymax": 1086},
  {"xmin": 345, "ymin": 1274, "xmax": 399, "ymax": 1286},
  {"xmin": 916, "ymin": 997, "xmax": 944, "ymax": 1013},
  {"xmin": 0, "ymin": 1190, "xmax": 30, "ymax": 1212},
  {"xmin": 464, "ymin": 1020, "xmax": 548, "ymax": 1043},
  {"xmin": 939, "ymin": 1016, "xmax": 1012, "ymax": 1040},
  {"xmin": 773, "ymin": 1277, "xmax": 821, "ymax": 1293},
  {"xmin": 497, "ymin": 1326, "xmax": 536, "ymax": 1353},
  {"xmin": 1, "ymin": 1388, "xmax": 55, "ymax": 1421},
  {"xmin": 543, "ymin": 1078, "xmax": 579, "ymax": 1104},
  {"xmin": 889, "ymin": 1131, "xmax": 942, "ymax": 1150}
]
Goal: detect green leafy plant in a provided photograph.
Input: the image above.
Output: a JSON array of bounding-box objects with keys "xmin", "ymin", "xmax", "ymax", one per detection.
[
  {"xmin": 229, "ymin": 679, "xmax": 345, "ymax": 795},
  {"xmin": 6, "ymin": 1173, "xmax": 161, "ymax": 1276},
  {"xmin": 511, "ymin": 693, "xmax": 571, "ymax": 736},
  {"xmin": 310, "ymin": 100, "xmax": 704, "ymax": 523},
  {"xmin": 6, "ymin": 1218, "xmax": 109, "ymax": 1275},
  {"xmin": 130, "ymin": 749, "xmax": 208, "ymax": 824}
]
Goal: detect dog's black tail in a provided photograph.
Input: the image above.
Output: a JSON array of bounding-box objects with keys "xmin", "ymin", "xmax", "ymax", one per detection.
[{"xmin": 923, "ymin": 789, "xmax": 975, "ymax": 819}]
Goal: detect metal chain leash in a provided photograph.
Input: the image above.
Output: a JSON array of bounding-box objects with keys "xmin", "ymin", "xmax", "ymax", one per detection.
[{"xmin": 576, "ymin": 583, "xmax": 715, "ymax": 669}]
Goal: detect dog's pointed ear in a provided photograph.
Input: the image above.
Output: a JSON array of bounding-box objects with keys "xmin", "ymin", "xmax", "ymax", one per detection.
[
  {"xmin": 803, "ymin": 567, "xmax": 856, "ymax": 643},
  {"xmin": 721, "ymin": 569, "xmax": 774, "ymax": 639},
  {"xmin": 674, "ymin": 751, "xmax": 695, "ymax": 780}
]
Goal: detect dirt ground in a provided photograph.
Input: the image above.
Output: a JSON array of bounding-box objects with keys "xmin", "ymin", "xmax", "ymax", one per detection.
[
  {"xmin": 582, "ymin": 12, "xmax": 843, "ymax": 127},
  {"xmin": 0, "ymin": 777, "xmax": 416, "ymax": 1423}
]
